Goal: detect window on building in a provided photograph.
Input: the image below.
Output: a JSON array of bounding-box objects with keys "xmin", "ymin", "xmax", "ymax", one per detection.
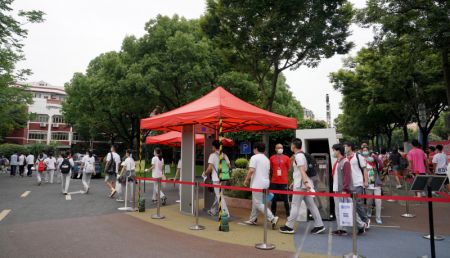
[
  {"xmin": 51, "ymin": 132, "xmax": 68, "ymax": 141},
  {"xmin": 28, "ymin": 131, "xmax": 47, "ymax": 140},
  {"xmin": 52, "ymin": 115, "xmax": 64, "ymax": 124},
  {"xmin": 30, "ymin": 114, "xmax": 49, "ymax": 123},
  {"xmin": 72, "ymin": 133, "xmax": 79, "ymax": 141}
]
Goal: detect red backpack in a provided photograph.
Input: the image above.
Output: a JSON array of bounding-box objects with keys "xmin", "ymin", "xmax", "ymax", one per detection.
[{"xmin": 37, "ymin": 159, "xmax": 45, "ymax": 172}]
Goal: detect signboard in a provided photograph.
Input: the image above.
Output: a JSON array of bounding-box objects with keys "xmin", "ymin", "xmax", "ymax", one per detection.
[{"xmin": 240, "ymin": 141, "xmax": 251, "ymax": 155}]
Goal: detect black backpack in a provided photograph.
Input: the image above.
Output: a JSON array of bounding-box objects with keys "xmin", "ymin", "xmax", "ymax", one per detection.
[
  {"xmin": 105, "ymin": 153, "xmax": 116, "ymax": 175},
  {"xmin": 60, "ymin": 158, "xmax": 71, "ymax": 174},
  {"xmin": 295, "ymin": 152, "xmax": 317, "ymax": 178}
]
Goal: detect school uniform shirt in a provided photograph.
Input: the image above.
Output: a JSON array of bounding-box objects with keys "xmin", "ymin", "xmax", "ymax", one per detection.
[
  {"xmin": 347, "ymin": 153, "xmax": 366, "ymax": 188},
  {"xmin": 18, "ymin": 155, "xmax": 25, "ymax": 166},
  {"xmin": 123, "ymin": 157, "xmax": 135, "ymax": 171},
  {"xmin": 151, "ymin": 156, "xmax": 164, "ymax": 178},
  {"xmin": 106, "ymin": 152, "xmax": 121, "ymax": 173},
  {"xmin": 207, "ymin": 151, "xmax": 231, "ymax": 182},
  {"xmin": 26, "ymin": 154, "xmax": 34, "ymax": 165},
  {"xmin": 432, "ymin": 152, "xmax": 448, "ymax": 175},
  {"xmin": 44, "ymin": 157, "xmax": 57, "ymax": 170},
  {"xmin": 248, "ymin": 153, "xmax": 271, "ymax": 189},
  {"xmin": 269, "ymin": 154, "xmax": 291, "ymax": 184},
  {"xmin": 84, "ymin": 156, "xmax": 96, "ymax": 173},
  {"xmin": 293, "ymin": 152, "xmax": 315, "ymax": 190},
  {"xmin": 10, "ymin": 154, "xmax": 18, "ymax": 166}
]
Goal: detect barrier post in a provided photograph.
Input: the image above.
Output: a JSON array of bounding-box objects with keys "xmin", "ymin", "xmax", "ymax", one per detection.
[
  {"xmin": 151, "ymin": 178, "xmax": 165, "ymax": 219},
  {"xmin": 255, "ymin": 189, "xmax": 275, "ymax": 250},
  {"xmin": 344, "ymin": 193, "xmax": 365, "ymax": 258},
  {"xmin": 401, "ymin": 176, "xmax": 416, "ymax": 218},
  {"xmin": 190, "ymin": 181, "xmax": 205, "ymax": 230},
  {"xmin": 143, "ymin": 169, "xmax": 148, "ymax": 193},
  {"xmin": 118, "ymin": 174, "xmax": 134, "ymax": 211}
]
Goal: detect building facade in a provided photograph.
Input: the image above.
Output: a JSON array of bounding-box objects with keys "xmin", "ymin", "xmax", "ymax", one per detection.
[
  {"xmin": 303, "ymin": 108, "xmax": 315, "ymax": 120},
  {"xmin": 5, "ymin": 81, "xmax": 78, "ymax": 147}
]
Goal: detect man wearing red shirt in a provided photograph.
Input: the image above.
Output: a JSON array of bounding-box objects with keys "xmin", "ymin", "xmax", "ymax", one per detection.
[{"xmin": 269, "ymin": 143, "xmax": 291, "ymax": 217}]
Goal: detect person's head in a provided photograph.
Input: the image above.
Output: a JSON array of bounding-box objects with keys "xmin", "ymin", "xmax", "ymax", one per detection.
[
  {"xmin": 332, "ymin": 144, "xmax": 345, "ymax": 158},
  {"xmin": 291, "ymin": 138, "xmax": 302, "ymax": 152},
  {"xmin": 399, "ymin": 146, "xmax": 404, "ymax": 152},
  {"xmin": 361, "ymin": 142, "xmax": 369, "ymax": 149},
  {"xmin": 253, "ymin": 142, "xmax": 265, "ymax": 154},
  {"xmin": 411, "ymin": 139, "xmax": 420, "ymax": 148},
  {"xmin": 38, "ymin": 153, "xmax": 44, "ymax": 159},
  {"xmin": 275, "ymin": 143, "xmax": 284, "ymax": 155},
  {"xmin": 361, "ymin": 147, "xmax": 370, "ymax": 157},
  {"xmin": 61, "ymin": 152, "xmax": 68, "ymax": 159},
  {"xmin": 436, "ymin": 145, "xmax": 443, "ymax": 153},
  {"xmin": 126, "ymin": 149, "xmax": 133, "ymax": 158},
  {"xmin": 212, "ymin": 140, "xmax": 221, "ymax": 151},
  {"xmin": 380, "ymin": 147, "xmax": 387, "ymax": 155},
  {"xmin": 392, "ymin": 147, "xmax": 399, "ymax": 154},
  {"xmin": 48, "ymin": 151, "xmax": 53, "ymax": 157},
  {"xmin": 154, "ymin": 147, "xmax": 162, "ymax": 161},
  {"xmin": 429, "ymin": 146, "xmax": 436, "ymax": 152},
  {"xmin": 344, "ymin": 141, "xmax": 355, "ymax": 154},
  {"xmin": 87, "ymin": 150, "xmax": 93, "ymax": 157}
]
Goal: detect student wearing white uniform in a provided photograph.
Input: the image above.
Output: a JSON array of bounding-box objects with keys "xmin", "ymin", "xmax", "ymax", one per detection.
[
  {"xmin": 26, "ymin": 153, "xmax": 35, "ymax": 177},
  {"xmin": 362, "ymin": 147, "xmax": 383, "ymax": 225},
  {"xmin": 433, "ymin": 145, "xmax": 450, "ymax": 192},
  {"xmin": 204, "ymin": 140, "xmax": 231, "ymax": 217},
  {"xmin": 81, "ymin": 150, "xmax": 96, "ymax": 194},
  {"xmin": 56, "ymin": 154, "xmax": 63, "ymax": 183},
  {"xmin": 279, "ymin": 138, "xmax": 325, "ymax": 234},
  {"xmin": 44, "ymin": 153, "xmax": 57, "ymax": 183},
  {"xmin": 243, "ymin": 142, "xmax": 278, "ymax": 228},
  {"xmin": 18, "ymin": 153, "xmax": 25, "ymax": 177},
  {"xmin": 151, "ymin": 147, "xmax": 167, "ymax": 205},
  {"xmin": 60, "ymin": 151, "xmax": 75, "ymax": 195},
  {"xmin": 105, "ymin": 145, "xmax": 121, "ymax": 198},
  {"xmin": 117, "ymin": 149, "xmax": 136, "ymax": 202}
]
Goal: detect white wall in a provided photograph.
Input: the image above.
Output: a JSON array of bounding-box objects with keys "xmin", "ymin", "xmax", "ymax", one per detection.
[{"xmin": 295, "ymin": 128, "xmax": 339, "ymax": 164}]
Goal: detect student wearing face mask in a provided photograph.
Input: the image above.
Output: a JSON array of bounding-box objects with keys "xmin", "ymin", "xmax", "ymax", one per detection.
[
  {"xmin": 361, "ymin": 147, "xmax": 383, "ymax": 224},
  {"xmin": 269, "ymin": 143, "xmax": 291, "ymax": 217}
]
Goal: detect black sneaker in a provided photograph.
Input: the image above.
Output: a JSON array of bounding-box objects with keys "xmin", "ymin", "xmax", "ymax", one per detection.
[
  {"xmin": 357, "ymin": 227, "xmax": 366, "ymax": 235},
  {"xmin": 332, "ymin": 230, "xmax": 348, "ymax": 236},
  {"xmin": 310, "ymin": 226, "xmax": 326, "ymax": 234},
  {"xmin": 279, "ymin": 225, "xmax": 295, "ymax": 234}
]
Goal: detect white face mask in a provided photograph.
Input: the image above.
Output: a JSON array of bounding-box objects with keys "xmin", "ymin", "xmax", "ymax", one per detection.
[{"xmin": 277, "ymin": 148, "xmax": 283, "ymax": 154}]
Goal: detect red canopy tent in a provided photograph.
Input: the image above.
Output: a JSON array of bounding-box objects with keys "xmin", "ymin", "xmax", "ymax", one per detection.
[
  {"xmin": 140, "ymin": 87, "xmax": 297, "ymax": 132},
  {"xmin": 146, "ymin": 131, "xmax": 234, "ymax": 147}
]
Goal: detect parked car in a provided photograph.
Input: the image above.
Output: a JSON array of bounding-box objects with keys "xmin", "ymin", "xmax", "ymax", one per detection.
[{"xmin": 71, "ymin": 153, "xmax": 102, "ymax": 179}]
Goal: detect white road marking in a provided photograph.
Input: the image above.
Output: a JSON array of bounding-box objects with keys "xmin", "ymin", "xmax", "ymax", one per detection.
[
  {"xmin": 20, "ymin": 191, "xmax": 31, "ymax": 198},
  {"xmin": 294, "ymin": 222, "xmax": 311, "ymax": 258},
  {"xmin": 68, "ymin": 190, "xmax": 84, "ymax": 195},
  {"xmin": 65, "ymin": 194, "xmax": 71, "ymax": 201},
  {"xmin": 0, "ymin": 209, "xmax": 11, "ymax": 222},
  {"xmin": 371, "ymin": 225, "xmax": 400, "ymax": 228}
]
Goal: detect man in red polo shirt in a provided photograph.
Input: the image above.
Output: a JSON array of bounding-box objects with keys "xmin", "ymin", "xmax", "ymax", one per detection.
[{"xmin": 269, "ymin": 143, "xmax": 291, "ymax": 217}]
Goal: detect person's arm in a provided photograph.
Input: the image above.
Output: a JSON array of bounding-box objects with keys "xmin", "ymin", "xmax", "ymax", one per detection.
[
  {"xmin": 342, "ymin": 162, "xmax": 352, "ymax": 193},
  {"xmin": 173, "ymin": 168, "xmax": 180, "ymax": 180},
  {"xmin": 299, "ymin": 162, "xmax": 311, "ymax": 191},
  {"xmin": 205, "ymin": 163, "xmax": 213, "ymax": 175},
  {"xmin": 424, "ymin": 154, "xmax": 430, "ymax": 174},
  {"xmin": 432, "ymin": 155, "xmax": 438, "ymax": 173},
  {"xmin": 244, "ymin": 167, "xmax": 255, "ymax": 187}
]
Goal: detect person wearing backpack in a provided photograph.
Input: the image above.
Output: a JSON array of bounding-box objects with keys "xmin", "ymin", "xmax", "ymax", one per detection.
[
  {"xmin": 10, "ymin": 152, "xmax": 18, "ymax": 177},
  {"xmin": 44, "ymin": 152, "xmax": 57, "ymax": 184},
  {"xmin": 204, "ymin": 140, "xmax": 231, "ymax": 217},
  {"xmin": 60, "ymin": 152, "xmax": 74, "ymax": 195},
  {"xmin": 104, "ymin": 145, "xmax": 121, "ymax": 198},
  {"xmin": 150, "ymin": 147, "xmax": 167, "ymax": 205},
  {"xmin": 35, "ymin": 154, "xmax": 46, "ymax": 186},
  {"xmin": 81, "ymin": 150, "xmax": 96, "ymax": 194},
  {"xmin": 279, "ymin": 138, "xmax": 325, "ymax": 235},
  {"xmin": 344, "ymin": 142, "xmax": 370, "ymax": 234},
  {"xmin": 55, "ymin": 154, "xmax": 64, "ymax": 184}
]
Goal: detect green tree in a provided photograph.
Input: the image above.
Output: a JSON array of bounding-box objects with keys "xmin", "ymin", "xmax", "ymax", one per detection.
[
  {"xmin": 202, "ymin": 0, "xmax": 354, "ymax": 111},
  {"xmin": 431, "ymin": 112, "xmax": 450, "ymax": 140},
  {"xmin": 0, "ymin": 1, "xmax": 44, "ymax": 140}
]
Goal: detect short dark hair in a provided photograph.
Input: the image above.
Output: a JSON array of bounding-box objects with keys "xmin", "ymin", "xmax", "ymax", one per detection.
[
  {"xmin": 291, "ymin": 138, "xmax": 302, "ymax": 149},
  {"xmin": 332, "ymin": 144, "xmax": 345, "ymax": 156},
  {"xmin": 436, "ymin": 145, "xmax": 443, "ymax": 151},
  {"xmin": 380, "ymin": 147, "xmax": 387, "ymax": 155},
  {"xmin": 429, "ymin": 146, "xmax": 436, "ymax": 151},
  {"xmin": 411, "ymin": 139, "xmax": 420, "ymax": 147},
  {"xmin": 399, "ymin": 146, "xmax": 404, "ymax": 152},
  {"xmin": 126, "ymin": 149, "xmax": 133, "ymax": 157},
  {"xmin": 212, "ymin": 140, "xmax": 221, "ymax": 149},
  {"xmin": 344, "ymin": 141, "xmax": 355, "ymax": 151},
  {"xmin": 253, "ymin": 142, "xmax": 265, "ymax": 153}
]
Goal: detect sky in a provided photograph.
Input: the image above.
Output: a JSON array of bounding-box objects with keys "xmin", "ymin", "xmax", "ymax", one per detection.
[{"xmin": 13, "ymin": 0, "xmax": 374, "ymax": 123}]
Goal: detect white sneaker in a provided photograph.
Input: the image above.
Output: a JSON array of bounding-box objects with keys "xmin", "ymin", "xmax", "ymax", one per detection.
[
  {"xmin": 175, "ymin": 200, "xmax": 180, "ymax": 203},
  {"xmin": 243, "ymin": 219, "xmax": 257, "ymax": 225},
  {"xmin": 271, "ymin": 216, "xmax": 279, "ymax": 229}
]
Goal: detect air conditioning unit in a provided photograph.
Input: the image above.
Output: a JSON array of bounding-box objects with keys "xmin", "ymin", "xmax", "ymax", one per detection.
[
  {"xmin": 40, "ymin": 123, "xmax": 46, "ymax": 128},
  {"xmin": 52, "ymin": 124, "xmax": 59, "ymax": 128}
]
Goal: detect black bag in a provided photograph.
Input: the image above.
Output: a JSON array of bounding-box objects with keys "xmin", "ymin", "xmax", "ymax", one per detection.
[
  {"xmin": 105, "ymin": 152, "xmax": 116, "ymax": 175},
  {"xmin": 399, "ymin": 156, "xmax": 409, "ymax": 170},
  {"xmin": 295, "ymin": 152, "xmax": 317, "ymax": 178},
  {"xmin": 60, "ymin": 158, "xmax": 71, "ymax": 174}
]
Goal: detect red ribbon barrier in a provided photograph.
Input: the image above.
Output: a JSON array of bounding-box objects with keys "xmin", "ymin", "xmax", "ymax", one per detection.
[{"xmin": 135, "ymin": 177, "xmax": 450, "ymax": 203}]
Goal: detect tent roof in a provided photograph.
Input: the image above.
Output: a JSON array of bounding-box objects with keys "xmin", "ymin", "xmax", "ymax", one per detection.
[
  {"xmin": 140, "ymin": 87, "xmax": 297, "ymax": 132},
  {"xmin": 146, "ymin": 131, "xmax": 234, "ymax": 147}
]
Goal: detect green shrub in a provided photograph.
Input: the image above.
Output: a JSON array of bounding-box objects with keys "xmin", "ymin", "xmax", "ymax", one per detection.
[
  {"xmin": 225, "ymin": 168, "xmax": 251, "ymax": 199},
  {"xmin": 25, "ymin": 143, "xmax": 56, "ymax": 156},
  {"xmin": 234, "ymin": 158, "xmax": 249, "ymax": 169},
  {"xmin": 0, "ymin": 144, "xmax": 28, "ymax": 158}
]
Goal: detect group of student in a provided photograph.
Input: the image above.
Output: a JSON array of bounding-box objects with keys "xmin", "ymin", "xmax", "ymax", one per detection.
[{"xmin": 3, "ymin": 152, "xmax": 36, "ymax": 177}]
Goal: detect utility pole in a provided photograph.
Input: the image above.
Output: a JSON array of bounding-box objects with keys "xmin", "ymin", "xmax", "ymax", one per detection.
[{"xmin": 326, "ymin": 94, "xmax": 331, "ymax": 128}]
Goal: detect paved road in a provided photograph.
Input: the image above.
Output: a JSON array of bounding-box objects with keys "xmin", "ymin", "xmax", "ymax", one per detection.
[{"xmin": 0, "ymin": 173, "xmax": 293, "ymax": 258}]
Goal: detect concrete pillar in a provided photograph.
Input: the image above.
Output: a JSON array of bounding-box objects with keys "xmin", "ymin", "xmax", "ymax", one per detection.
[
  {"xmin": 47, "ymin": 115, "xmax": 52, "ymax": 145},
  {"xmin": 180, "ymin": 125, "xmax": 195, "ymax": 215},
  {"xmin": 203, "ymin": 134, "xmax": 215, "ymax": 211}
]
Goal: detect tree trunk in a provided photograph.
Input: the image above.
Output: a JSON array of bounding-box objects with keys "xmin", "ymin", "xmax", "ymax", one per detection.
[
  {"xmin": 421, "ymin": 127, "xmax": 429, "ymax": 151},
  {"xmin": 402, "ymin": 124, "xmax": 409, "ymax": 143},
  {"xmin": 441, "ymin": 48, "xmax": 450, "ymax": 126},
  {"xmin": 266, "ymin": 68, "xmax": 280, "ymax": 111},
  {"xmin": 387, "ymin": 130, "xmax": 393, "ymax": 150}
]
